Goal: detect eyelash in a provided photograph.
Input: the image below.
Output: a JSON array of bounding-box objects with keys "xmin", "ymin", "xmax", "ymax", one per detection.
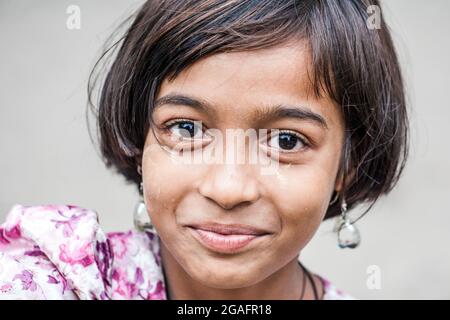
[
  {"xmin": 164, "ymin": 119, "xmax": 188, "ymax": 126},
  {"xmin": 160, "ymin": 119, "xmax": 311, "ymax": 151},
  {"xmin": 161, "ymin": 118, "xmax": 202, "ymax": 133},
  {"xmin": 268, "ymin": 129, "xmax": 311, "ymax": 150}
]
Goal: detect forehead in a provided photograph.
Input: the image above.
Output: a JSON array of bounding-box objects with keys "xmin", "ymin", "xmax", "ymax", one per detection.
[{"xmin": 157, "ymin": 41, "xmax": 341, "ymax": 128}]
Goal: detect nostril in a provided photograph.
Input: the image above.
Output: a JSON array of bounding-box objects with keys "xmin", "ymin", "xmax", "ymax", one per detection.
[
  {"xmin": 221, "ymin": 200, "xmax": 253, "ymax": 211},
  {"xmin": 197, "ymin": 166, "xmax": 261, "ymax": 210},
  {"xmin": 202, "ymin": 194, "xmax": 254, "ymax": 211}
]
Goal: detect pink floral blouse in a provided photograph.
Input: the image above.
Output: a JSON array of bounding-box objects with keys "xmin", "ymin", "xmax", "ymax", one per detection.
[{"xmin": 0, "ymin": 204, "xmax": 353, "ymax": 300}]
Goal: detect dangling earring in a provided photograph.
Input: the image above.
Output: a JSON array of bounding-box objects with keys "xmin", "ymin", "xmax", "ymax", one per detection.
[
  {"xmin": 133, "ymin": 166, "xmax": 156, "ymax": 232},
  {"xmin": 335, "ymin": 198, "xmax": 361, "ymax": 249}
]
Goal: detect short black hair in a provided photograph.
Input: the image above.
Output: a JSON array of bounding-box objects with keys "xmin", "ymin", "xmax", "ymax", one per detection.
[{"xmin": 88, "ymin": 0, "xmax": 409, "ymax": 220}]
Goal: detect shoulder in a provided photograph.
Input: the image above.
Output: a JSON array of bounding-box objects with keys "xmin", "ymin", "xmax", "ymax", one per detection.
[
  {"xmin": 105, "ymin": 229, "xmax": 166, "ymax": 299},
  {"xmin": 0, "ymin": 204, "xmax": 110, "ymax": 299},
  {"xmin": 0, "ymin": 204, "xmax": 166, "ymax": 300}
]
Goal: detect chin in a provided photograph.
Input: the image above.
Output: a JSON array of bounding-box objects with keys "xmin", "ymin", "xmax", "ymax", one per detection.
[{"xmin": 186, "ymin": 258, "xmax": 268, "ymax": 289}]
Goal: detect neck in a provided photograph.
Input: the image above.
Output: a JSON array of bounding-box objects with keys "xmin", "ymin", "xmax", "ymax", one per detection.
[{"xmin": 159, "ymin": 242, "xmax": 320, "ymax": 300}]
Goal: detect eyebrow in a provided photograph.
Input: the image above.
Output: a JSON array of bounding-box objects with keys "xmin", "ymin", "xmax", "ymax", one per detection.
[
  {"xmin": 154, "ymin": 93, "xmax": 216, "ymax": 116},
  {"xmin": 154, "ymin": 93, "xmax": 328, "ymax": 129}
]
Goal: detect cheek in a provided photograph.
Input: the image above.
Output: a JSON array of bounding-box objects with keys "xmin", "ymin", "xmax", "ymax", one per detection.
[
  {"xmin": 141, "ymin": 136, "xmax": 178, "ymax": 227},
  {"xmin": 264, "ymin": 162, "xmax": 337, "ymax": 247},
  {"xmin": 141, "ymin": 137, "xmax": 202, "ymax": 234},
  {"xmin": 141, "ymin": 149, "xmax": 175, "ymax": 218}
]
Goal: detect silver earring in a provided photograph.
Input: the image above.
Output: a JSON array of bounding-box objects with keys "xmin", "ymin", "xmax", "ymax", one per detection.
[
  {"xmin": 133, "ymin": 181, "xmax": 156, "ymax": 232},
  {"xmin": 335, "ymin": 198, "xmax": 361, "ymax": 249}
]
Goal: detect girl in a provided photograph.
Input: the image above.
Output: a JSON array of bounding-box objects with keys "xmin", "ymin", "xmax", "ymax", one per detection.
[{"xmin": 0, "ymin": 0, "xmax": 408, "ymax": 299}]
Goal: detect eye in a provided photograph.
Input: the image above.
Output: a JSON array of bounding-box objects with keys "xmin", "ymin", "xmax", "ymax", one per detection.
[
  {"xmin": 166, "ymin": 119, "xmax": 203, "ymax": 139},
  {"xmin": 267, "ymin": 130, "xmax": 308, "ymax": 152}
]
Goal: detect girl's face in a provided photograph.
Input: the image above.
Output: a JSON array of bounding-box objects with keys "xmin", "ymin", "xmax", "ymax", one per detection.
[{"xmin": 142, "ymin": 41, "xmax": 345, "ymax": 289}]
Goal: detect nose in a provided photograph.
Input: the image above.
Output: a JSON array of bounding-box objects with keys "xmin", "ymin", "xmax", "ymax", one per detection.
[{"xmin": 198, "ymin": 163, "xmax": 261, "ymax": 210}]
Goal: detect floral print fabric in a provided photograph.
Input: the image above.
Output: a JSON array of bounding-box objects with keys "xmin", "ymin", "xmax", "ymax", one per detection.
[{"xmin": 0, "ymin": 204, "xmax": 353, "ymax": 300}]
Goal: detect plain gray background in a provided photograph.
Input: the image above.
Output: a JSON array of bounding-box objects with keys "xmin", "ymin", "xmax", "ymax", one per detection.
[{"xmin": 1, "ymin": 0, "xmax": 449, "ymax": 299}]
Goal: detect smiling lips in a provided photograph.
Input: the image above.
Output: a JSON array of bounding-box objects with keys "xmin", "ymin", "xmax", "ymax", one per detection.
[{"xmin": 187, "ymin": 223, "xmax": 271, "ymax": 254}]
